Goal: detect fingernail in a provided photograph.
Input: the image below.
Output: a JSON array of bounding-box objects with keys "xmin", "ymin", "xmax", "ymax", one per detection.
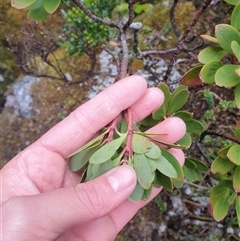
[{"xmin": 107, "ymin": 165, "xmax": 136, "ymax": 192}]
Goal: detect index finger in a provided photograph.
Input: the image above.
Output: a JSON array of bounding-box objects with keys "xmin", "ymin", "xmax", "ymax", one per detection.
[{"xmin": 37, "ymin": 76, "xmax": 148, "ymax": 157}]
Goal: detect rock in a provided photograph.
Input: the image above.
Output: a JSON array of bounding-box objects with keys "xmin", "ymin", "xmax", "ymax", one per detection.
[{"xmin": 4, "ymin": 75, "xmax": 37, "ymax": 119}]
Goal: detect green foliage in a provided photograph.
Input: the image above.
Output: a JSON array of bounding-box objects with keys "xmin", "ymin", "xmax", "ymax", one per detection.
[
  {"xmin": 59, "ymin": 1, "xmax": 117, "ymax": 55},
  {"xmin": 11, "ymin": 0, "xmax": 61, "ymax": 20},
  {"xmin": 180, "ymin": 3, "xmax": 240, "ymax": 108},
  {"xmin": 209, "ymin": 144, "xmax": 240, "ymax": 222},
  {"xmin": 69, "ymin": 115, "xmax": 186, "ymax": 201}
]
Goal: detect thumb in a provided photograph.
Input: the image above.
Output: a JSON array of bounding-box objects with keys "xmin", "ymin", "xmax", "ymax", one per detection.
[{"xmin": 2, "ymin": 165, "xmax": 136, "ymax": 239}]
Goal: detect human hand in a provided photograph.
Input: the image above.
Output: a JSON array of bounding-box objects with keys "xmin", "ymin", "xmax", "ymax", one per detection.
[{"xmin": 1, "ymin": 75, "xmax": 186, "ymax": 241}]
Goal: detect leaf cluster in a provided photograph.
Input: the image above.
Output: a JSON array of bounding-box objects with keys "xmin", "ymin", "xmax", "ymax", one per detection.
[
  {"xmin": 180, "ymin": 2, "xmax": 240, "ymax": 107},
  {"xmin": 68, "ymin": 117, "xmax": 186, "ymax": 202},
  {"xmin": 11, "ymin": 0, "xmax": 61, "ymax": 21}
]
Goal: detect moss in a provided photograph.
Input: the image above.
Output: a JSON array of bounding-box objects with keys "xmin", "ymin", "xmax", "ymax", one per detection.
[{"xmin": 138, "ymin": 1, "xmax": 196, "ymax": 49}]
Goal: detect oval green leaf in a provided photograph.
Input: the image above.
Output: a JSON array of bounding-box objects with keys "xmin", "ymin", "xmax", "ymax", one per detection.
[
  {"xmin": 153, "ymin": 170, "xmax": 173, "ymax": 191},
  {"xmin": 217, "ymin": 145, "xmax": 233, "ymax": 159},
  {"xmin": 90, "ymin": 136, "xmax": 126, "ymax": 164},
  {"xmin": 200, "ymin": 61, "xmax": 223, "ymax": 84},
  {"xmin": 27, "ymin": 6, "xmax": 49, "ymax": 21},
  {"xmin": 186, "ymin": 158, "xmax": 209, "ymax": 172},
  {"xmin": 132, "ymin": 134, "xmax": 152, "ymax": 154},
  {"xmin": 168, "ymin": 89, "xmax": 189, "ymax": 114},
  {"xmin": 26, "ymin": 0, "xmax": 43, "ymax": 10},
  {"xmin": 185, "ymin": 119, "xmax": 204, "ymax": 134},
  {"xmin": 198, "ymin": 46, "xmax": 226, "ymax": 64},
  {"xmin": 215, "ymin": 65, "xmax": 240, "ymax": 87},
  {"xmin": 215, "ymin": 24, "xmax": 240, "ymax": 54},
  {"xmin": 213, "ymin": 190, "xmax": 230, "ymax": 221},
  {"xmin": 231, "ymin": 3, "xmax": 240, "ymax": 31},
  {"xmin": 156, "ymin": 148, "xmax": 183, "ymax": 179},
  {"xmin": 211, "ymin": 156, "xmax": 235, "ymax": 174},
  {"xmin": 69, "ymin": 146, "xmax": 99, "ymax": 172},
  {"xmin": 133, "ymin": 153, "xmax": 154, "ymax": 189},
  {"xmin": 145, "ymin": 142, "xmax": 161, "ymax": 159},
  {"xmin": 12, "ymin": 0, "xmax": 37, "ymax": 9},
  {"xmin": 129, "ymin": 182, "xmax": 144, "ymax": 202},
  {"xmin": 173, "ymin": 111, "xmax": 193, "ymax": 121},
  {"xmin": 227, "ymin": 144, "xmax": 240, "ymax": 165},
  {"xmin": 43, "ymin": 0, "xmax": 61, "ymax": 14},
  {"xmin": 176, "ymin": 132, "xmax": 192, "ymax": 149}
]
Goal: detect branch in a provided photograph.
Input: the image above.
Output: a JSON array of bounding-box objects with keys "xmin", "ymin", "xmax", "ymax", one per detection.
[
  {"xmin": 163, "ymin": 0, "xmax": 213, "ymax": 82},
  {"xmin": 200, "ymin": 129, "xmax": 240, "ymax": 145},
  {"xmin": 71, "ymin": 0, "xmax": 117, "ymax": 28},
  {"xmin": 169, "ymin": 0, "xmax": 181, "ymax": 39}
]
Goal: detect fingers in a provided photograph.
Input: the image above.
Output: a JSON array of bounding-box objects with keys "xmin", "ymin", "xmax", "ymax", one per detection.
[
  {"xmin": 2, "ymin": 165, "xmax": 137, "ymax": 240},
  {"xmin": 36, "ymin": 75, "xmax": 149, "ymax": 157},
  {"xmin": 147, "ymin": 117, "xmax": 186, "ymax": 144}
]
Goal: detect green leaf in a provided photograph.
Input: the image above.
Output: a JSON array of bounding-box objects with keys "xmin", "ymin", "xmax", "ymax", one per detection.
[
  {"xmin": 231, "ymin": 3, "xmax": 240, "ymax": 31},
  {"xmin": 132, "ymin": 134, "xmax": 152, "ymax": 154},
  {"xmin": 27, "ymin": 6, "xmax": 49, "ymax": 21},
  {"xmin": 198, "ymin": 47, "xmax": 226, "ymax": 64},
  {"xmin": 11, "ymin": 0, "xmax": 37, "ymax": 9},
  {"xmin": 168, "ymin": 89, "xmax": 189, "ymax": 114},
  {"xmin": 69, "ymin": 146, "xmax": 99, "ymax": 172},
  {"xmin": 215, "ymin": 65, "xmax": 240, "ymax": 87},
  {"xmin": 145, "ymin": 142, "xmax": 161, "ymax": 160},
  {"xmin": 212, "ymin": 189, "xmax": 230, "ymax": 221},
  {"xmin": 215, "ymin": 24, "xmax": 240, "ymax": 55},
  {"xmin": 98, "ymin": 159, "xmax": 113, "ymax": 176},
  {"xmin": 185, "ymin": 119, "xmax": 204, "ymax": 134},
  {"xmin": 186, "ymin": 158, "xmax": 209, "ymax": 172},
  {"xmin": 120, "ymin": 117, "xmax": 128, "ymax": 133},
  {"xmin": 233, "ymin": 166, "xmax": 240, "ymax": 192},
  {"xmin": 183, "ymin": 166, "xmax": 202, "ymax": 182},
  {"xmin": 228, "ymin": 192, "xmax": 237, "ymax": 205},
  {"xmin": 26, "ymin": 0, "xmax": 43, "ymax": 10},
  {"xmin": 91, "ymin": 163, "xmax": 100, "ymax": 179},
  {"xmin": 43, "ymin": 0, "xmax": 61, "ymax": 14},
  {"xmin": 227, "ymin": 144, "xmax": 240, "ymax": 165},
  {"xmin": 156, "ymin": 148, "xmax": 183, "ymax": 179},
  {"xmin": 176, "ymin": 132, "xmax": 192, "ymax": 149},
  {"xmin": 179, "ymin": 65, "xmax": 203, "ymax": 86},
  {"xmin": 68, "ymin": 132, "xmax": 106, "ymax": 157},
  {"xmin": 224, "ymin": 0, "xmax": 240, "ymax": 6},
  {"xmin": 154, "ymin": 82, "xmax": 171, "ymax": 118},
  {"xmin": 217, "ymin": 145, "xmax": 232, "ymax": 159},
  {"xmin": 211, "ymin": 156, "xmax": 235, "ymax": 174},
  {"xmin": 234, "ymin": 82, "xmax": 240, "ymax": 108},
  {"xmin": 231, "ymin": 41, "xmax": 240, "ymax": 62},
  {"xmin": 173, "ymin": 111, "xmax": 193, "ymax": 121},
  {"xmin": 199, "ymin": 61, "xmax": 223, "ymax": 84},
  {"xmin": 200, "ymin": 34, "xmax": 218, "ymax": 43},
  {"xmin": 153, "ymin": 170, "xmax": 173, "ymax": 191},
  {"xmin": 90, "ymin": 136, "xmax": 126, "ymax": 164},
  {"xmin": 142, "ymin": 185, "xmax": 153, "ymax": 200},
  {"xmin": 236, "ymin": 196, "xmax": 240, "ymax": 227},
  {"xmin": 129, "ymin": 182, "xmax": 144, "ymax": 202},
  {"xmin": 86, "ymin": 163, "xmax": 93, "ymax": 180},
  {"xmin": 133, "ymin": 153, "xmax": 154, "ymax": 189}
]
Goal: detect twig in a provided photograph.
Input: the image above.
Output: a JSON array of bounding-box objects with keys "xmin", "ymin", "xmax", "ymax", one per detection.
[
  {"xmin": 72, "ymin": 0, "xmax": 117, "ymax": 28},
  {"xmin": 169, "ymin": 0, "xmax": 181, "ymax": 39},
  {"xmin": 200, "ymin": 129, "xmax": 240, "ymax": 144},
  {"xmin": 163, "ymin": 0, "xmax": 213, "ymax": 82}
]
